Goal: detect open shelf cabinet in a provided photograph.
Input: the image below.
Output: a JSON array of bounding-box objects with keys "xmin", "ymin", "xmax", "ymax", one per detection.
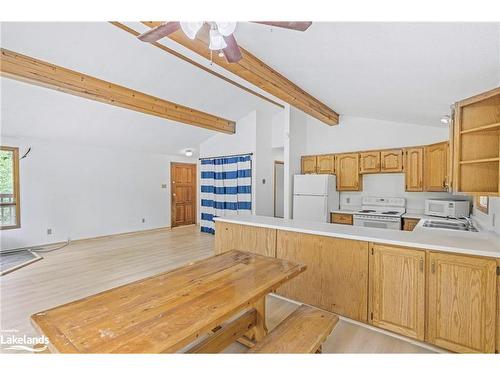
[{"xmin": 453, "ymin": 87, "xmax": 500, "ymax": 195}]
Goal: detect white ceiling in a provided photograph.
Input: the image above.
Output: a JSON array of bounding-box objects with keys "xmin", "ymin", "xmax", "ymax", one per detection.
[
  {"xmin": 235, "ymin": 22, "xmax": 500, "ymax": 125},
  {"xmin": 0, "ymin": 22, "xmax": 278, "ymax": 155},
  {"xmin": 1, "ymin": 21, "xmax": 499, "ymax": 154}
]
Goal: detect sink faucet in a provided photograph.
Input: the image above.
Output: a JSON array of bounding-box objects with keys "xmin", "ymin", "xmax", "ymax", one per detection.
[{"xmin": 459, "ymin": 217, "xmax": 475, "ymax": 231}]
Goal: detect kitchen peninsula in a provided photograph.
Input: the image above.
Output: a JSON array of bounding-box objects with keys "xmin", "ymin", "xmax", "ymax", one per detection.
[{"xmin": 214, "ymin": 215, "xmax": 500, "ymax": 353}]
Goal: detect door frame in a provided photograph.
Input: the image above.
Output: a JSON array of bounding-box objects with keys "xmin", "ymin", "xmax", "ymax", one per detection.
[
  {"xmin": 170, "ymin": 162, "xmax": 197, "ymax": 228},
  {"xmin": 273, "ymin": 160, "xmax": 284, "ymax": 218}
]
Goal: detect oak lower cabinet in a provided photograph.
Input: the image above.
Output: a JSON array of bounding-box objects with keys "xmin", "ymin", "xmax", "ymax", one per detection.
[
  {"xmin": 369, "ymin": 244, "xmax": 426, "ymax": 340},
  {"xmin": 427, "ymin": 252, "xmax": 497, "ymax": 353},
  {"xmin": 402, "ymin": 218, "xmax": 420, "ymax": 231},
  {"xmin": 276, "ymin": 230, "xmax": 369, "ymax": 322},
  {"xmin": 335, "ymin": 153, "xmax": 362, "ymax": 191},
  {"xmin": 301, "ymin": 155, "xmax": 317, "ymax": 174},
  {"xmin": 214, "ymin": 221, "xmax": 276, "ymax": 257}
]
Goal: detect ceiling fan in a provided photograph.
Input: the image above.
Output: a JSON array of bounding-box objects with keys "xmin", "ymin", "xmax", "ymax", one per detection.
[{"xmin": 137, "ymin": 21, "xmax": 312, "ymax": 63}]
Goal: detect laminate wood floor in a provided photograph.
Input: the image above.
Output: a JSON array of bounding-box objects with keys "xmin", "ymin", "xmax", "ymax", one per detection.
[{"xmin": 0, "ymin": 226, "xmax": 432, "ymax": 354}]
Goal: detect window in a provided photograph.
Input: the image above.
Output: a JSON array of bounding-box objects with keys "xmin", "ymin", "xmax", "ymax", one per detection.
[
  {"xmin": 0, "ymin": 146, "xmax": 20, "ymax": 229},
  {"xmin": 475, "ymin": 196, "xmax": 488, "ymax": 214}
]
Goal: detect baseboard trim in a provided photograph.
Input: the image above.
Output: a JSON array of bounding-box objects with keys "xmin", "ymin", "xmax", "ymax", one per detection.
[
  {"xmin": 269, "ymin": 293, "xmax": 446, "ymax": 354},
  {"xmin": 2, "ymin": 226, "xmax": 172, "ymax": 253}
]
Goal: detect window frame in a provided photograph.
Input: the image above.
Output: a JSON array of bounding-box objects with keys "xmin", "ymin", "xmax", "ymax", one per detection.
[
  {"xmin": 0, "ymin": 146, "xmax": 21, "ymax": 230},
  {"xmin": 474, "ymin": 195, "xmax": 488, "ymax": 214}
]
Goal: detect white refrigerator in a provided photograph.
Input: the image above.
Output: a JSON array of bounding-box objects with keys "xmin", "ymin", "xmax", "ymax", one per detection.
[{"xmin": 293, "ymin": 174, "xmax": 339, "ymax": 222}]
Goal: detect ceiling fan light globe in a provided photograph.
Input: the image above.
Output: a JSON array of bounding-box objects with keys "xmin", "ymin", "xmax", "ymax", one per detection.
[
  {"xmin": 180, "ymin": 21, "xmax": 203, "ymax": 39},
  {"xmin": 216, "ymin": 22, "xmax": 237, "ymax": 36},
  {"xmin": 209, "ymin": 29, "xmax": 227, "ymax": 50}
]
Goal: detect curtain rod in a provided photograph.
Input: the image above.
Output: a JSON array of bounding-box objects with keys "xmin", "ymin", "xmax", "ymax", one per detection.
[{"xmin": 198, "ymin": 152, "xmax": 253, "ymax": 161}]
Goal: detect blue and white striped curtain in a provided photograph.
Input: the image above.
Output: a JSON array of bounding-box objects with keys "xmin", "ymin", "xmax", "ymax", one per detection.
[{"xmin": 200, "ymin": 155, "xmax": 252, "ymax": 234}]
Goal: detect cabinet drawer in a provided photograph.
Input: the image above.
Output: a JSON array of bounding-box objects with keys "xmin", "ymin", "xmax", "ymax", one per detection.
[{"xmin": 331, "ymin": 213, "xmax": 353, "ymax": 225}]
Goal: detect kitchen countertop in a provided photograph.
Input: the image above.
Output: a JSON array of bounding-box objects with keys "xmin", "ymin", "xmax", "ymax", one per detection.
[
  {"xmin": 331, "ymin": 209, "xmax": 359, "ymax": 215},
  {"xmin": 214, "ymin": 215, "xmax": 500, "ymax": 258}
]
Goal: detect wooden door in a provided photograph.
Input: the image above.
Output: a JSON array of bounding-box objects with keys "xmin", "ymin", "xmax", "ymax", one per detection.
[
  {"xmin": 380, "ymin": 149, "xmax": 404, "ymax": 172},
  {"xmin": 427, "ymin": 252, "xmax": 497, "ymax": 353},
  {"xmin": 424, "ymin": 142, "xmax": 449, "ymax": 191},
  {"xmin": 369, "ymin": 244, "xmax": 425, "ymax": 340},
  {"xmin": 336, "ymin": 153, "xmax": 361, "ymax": 191},
  {"xmin": 405, "ymin": 147, "xmax": 424, "ymax": 191},
  {"xmin": 301, "ymin": 156, "xmax": 317, "ymax": 174},
  {"xmin": 171, "ymin": 163, "xmax": 196, "ymax": 227},
  {"xmin": 214, "ymin": 221, "xmax": 276, "ymax": 257},
  {"xmin": 276, "ymin": 230, "xmax": 369, "ymax": 322},
  {"xmin": 359, "ymin": 151, "xmax": 380, "ymax": 174},
  {"xmin": 317, "ymin": 154, "xmax": 335, "ymax": 174}
]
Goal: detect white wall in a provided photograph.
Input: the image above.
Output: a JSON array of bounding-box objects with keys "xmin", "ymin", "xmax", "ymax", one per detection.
[
  {"xmin": 255, "ymin": 111, "xmax": 274, "ymax": 217},
  {"xmin": 285, "ymin": 107, "xmax": 308, "ymax": 218},
  {"xmin": 271, "ymin": 111, "xmax": 285, "ymax": 148},
  {"xmin": 339, "ymin": 174, "xmax": 460, "ymax": 213},
  {"xmin": 473, "ymin": 197, "xmax": 500, "ymax": 235},
  {"xmin": 0, "ymin": 136, "xmax": 194, "ymax": 251},
  {"xmin": 305, "ymin": 115, "xmax": 450, "ymax": 155}
]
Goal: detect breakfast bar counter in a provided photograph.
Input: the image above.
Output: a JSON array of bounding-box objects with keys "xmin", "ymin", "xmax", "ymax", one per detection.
[{"xmin": 214, "ymin": 215, "xmax": 500, "ymax": 258}]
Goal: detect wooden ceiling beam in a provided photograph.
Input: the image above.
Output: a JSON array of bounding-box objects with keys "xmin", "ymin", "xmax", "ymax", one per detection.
[
  {"xmin": 142, "ymin": 21, "xmax": 339, "ymax": 125},
  {"xmin": 0, "ymin": 48, "xmax": 236, "ymax": 134}
]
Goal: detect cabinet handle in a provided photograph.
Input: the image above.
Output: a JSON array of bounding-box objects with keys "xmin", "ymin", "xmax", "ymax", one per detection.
[
  {"xmin": 419, "ymin": 258, "xmax": 424, "ymax": 272},
  {"xmin": 431, "ymin": 261, "xmax": 436, "ymax": 274}
]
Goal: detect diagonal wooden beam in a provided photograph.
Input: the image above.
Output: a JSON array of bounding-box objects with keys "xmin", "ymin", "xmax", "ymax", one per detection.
[
  {"xmin": 0, "ymin": 48, "xmax": 235, "ymax": 134},
  {"xmin": 142, "ymin": 21, "xmax": 339, "ymax": 126},
  {"xmin": 110, "ymin": 22, "xmax": 284, "ymax": 110}
]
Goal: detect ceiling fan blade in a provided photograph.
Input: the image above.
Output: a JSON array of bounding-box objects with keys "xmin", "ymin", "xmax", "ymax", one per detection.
[
  {"xmin": 253, "ymin": 21, "xmax": 312, "ymax": 31},
  {"xmin": 222, "ymin": 34, "xmax": 242, "ymax": 63},
  {"xmin": 138, "ymin": 22, "xmax": 180, "ymax": 42}
]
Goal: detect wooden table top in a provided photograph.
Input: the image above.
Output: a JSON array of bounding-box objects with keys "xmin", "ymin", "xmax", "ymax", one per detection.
[{"xmin": 31, "ymin": 250, "xmax": 306, "ymax": 353}]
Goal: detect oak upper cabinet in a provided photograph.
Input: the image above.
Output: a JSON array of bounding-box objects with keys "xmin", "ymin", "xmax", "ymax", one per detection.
[
  {"xmin": 424, "ymin": 142, "xmax": 449, "ymax": 191},
  {"xmin": 276, "ymin": 230, "xmax": 369, "ymax": 322},
  {"xmin": 369, "ymin": 244, "xmax": 426, "ymax": 340},
  {"xmin": 359, "ymin": 151, "xmax": 380, "ymax": 174},
  {"xmin": 453, "ymin": 87, "xmax": 500, "ymax": 195},
  {"xmin": 427, "ymin": 252, "xmax": 497, "ymax": 353},
  {"xmin": 405, "ymin": 147, "xmax": 424, "ymax": 192},
  {"xmin": 336, "ymin": 153, "xmax": 362, "ymax": 191},
  {"xmin": 380, "ymin": 149, "xmax": 404, "ymax": 172},
  {"xmin": 214, "ymin": 221, "xmax": 277, "ymax": 257},
  {"xmin": 317, "ymin": 154, "xmax": 335, "ymax": 174},
  {"xmin": 301, "ymin": 155, "xmax": 317, "ymax": 174}
]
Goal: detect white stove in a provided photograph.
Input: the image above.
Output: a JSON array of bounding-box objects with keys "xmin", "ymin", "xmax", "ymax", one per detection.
[{"xmin": 353, "ymin": 197, "xmax": 406, "ymax": 230}]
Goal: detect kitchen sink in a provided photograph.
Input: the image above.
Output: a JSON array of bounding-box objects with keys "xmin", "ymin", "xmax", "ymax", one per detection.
[{"xmin": 421, "ymin": 219, "xmax": 478, "ymax": 232}]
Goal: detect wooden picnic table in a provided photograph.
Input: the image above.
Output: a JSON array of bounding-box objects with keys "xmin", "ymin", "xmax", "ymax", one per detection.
[{"xmin": 31, "ymin": 250, "xmax": 306, "ymax": 353}]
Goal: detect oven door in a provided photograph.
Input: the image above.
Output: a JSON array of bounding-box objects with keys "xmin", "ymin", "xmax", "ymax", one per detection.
[{"xmin": 353, "ymin": 217, "xmax": 401, "ymax": 230}]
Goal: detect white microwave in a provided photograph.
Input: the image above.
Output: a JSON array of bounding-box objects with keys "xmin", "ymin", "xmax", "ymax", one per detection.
[{"xmin": 424, "ymin": 199, "xmax": 470, "ymax": 218}]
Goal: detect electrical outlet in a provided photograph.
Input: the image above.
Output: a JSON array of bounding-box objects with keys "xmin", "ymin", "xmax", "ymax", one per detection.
[
  {"xmin": 161, "ymin": 184, "xmax": 167, "ymax": 188},
  {"xmin": 47, "ymin": 229, "xmax": 52, "ymax": 235},
  {"xmin": 142, "ymin": 218, "xmax": 145, "ymax": 223},
  {"xmin": 346, "ymin": 197, "xmax": 351, "ymax": 204}
]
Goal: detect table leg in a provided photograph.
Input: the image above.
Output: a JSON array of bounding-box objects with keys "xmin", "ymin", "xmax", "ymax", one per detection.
[{"xmin": 238, "ymin": 295, "xmax": 268, "ymax": 347}]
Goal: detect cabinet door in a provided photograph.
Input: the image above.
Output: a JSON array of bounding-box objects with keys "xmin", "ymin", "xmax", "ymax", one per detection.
[
  {"xmin": 369, "ymin": 244, "xmax": 425, "ymax": 340},
  {"xmin": 317, "ymin": 154, "xmax": 335, "ymax": 174},
  {"xmin": 402, "ymin": 218, "xmax": 420, "ymax": 231},
  {"xmin": 336, "ymin": 153, "xmax": 362, "ymax": 191},
  {"xmin": 424, "ymin": 142, "xmax": 449, "ymax": 191},
  {"xmin": 380, "ymin": 149, "xmax": 404, "ymax": 172},
  {"xmin": 214, "ymin": 221, "xmax": 276, "ymax": 257},
  {"xmin": 405, "ymin": 147, "xmax": 424, "ymax": 191},
  {"xmin": 359, "ymin": 151, "xmax": 380, "ymax": 174},
  {"xmin": 301, "ymin": 156, "xmax": 318, "ymax": 174},
  {"xmin": 276, "ymin": 230, "xmax": 369, "ymax": 322},
  {"xmin": 427, "ymin": 252, "xmax": 496, "ymax": 353}
]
